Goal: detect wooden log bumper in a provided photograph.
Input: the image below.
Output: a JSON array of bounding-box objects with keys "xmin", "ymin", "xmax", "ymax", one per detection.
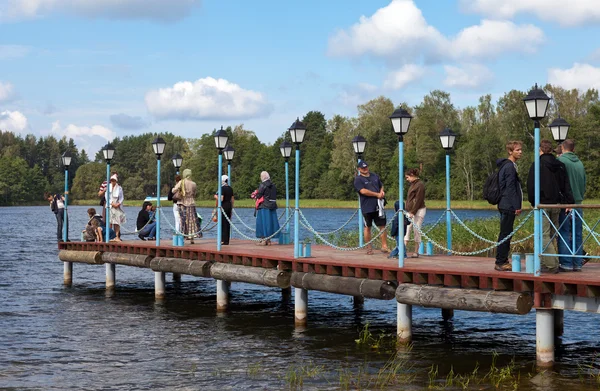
[
  {"xmin": 102, "ymin": 252, "xmax": 152, "ymax": 268},
  {"xmin": 150, "ymin": 258, "xmax": 212, "ymax": 278},
  {"xmin": 210, "ymin": 263, "xmax": 291, "ymax": 288},
  {"xmin": 395, "ymin": 284, "xmax": 533, "ymax": 315},
  {"xmin": 58, "ymin": 250, "xmax": 103, "ymax": 265},
  {"xmin": 291, "ymin": 272, "xmax": 397, "ymax": 300}
]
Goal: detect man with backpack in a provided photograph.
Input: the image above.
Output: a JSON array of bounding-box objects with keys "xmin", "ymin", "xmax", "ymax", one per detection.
[
  {"xmin": 527, "ymin": 139, "xmax": 574, "ymax": 274},
  {"xmin": 494, "ymin": 140, "xmax": 523, "ymax": 271}
]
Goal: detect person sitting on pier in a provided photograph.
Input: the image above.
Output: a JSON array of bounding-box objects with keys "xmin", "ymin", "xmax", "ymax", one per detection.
[
  {"xmin": 108, "ymin": 174, "xmax": 126, "ymax": 242},
  {"xmin": 136, "ymin": 201, "xmax": 157, "ymax": 241},
  {"xmin": 45, "ymin": 192, "xmax": 68, "ymax": 241},
  {"xmin": 172, "ymin": 169, "xmax": 198, "ymax": 244},
  {"xmin": 354, "ymin": 161, "xmax": 389, "ymax": 255},
  {"xmin": 84, "ymin": 208, "xmax": 115, "ymax": 242}
]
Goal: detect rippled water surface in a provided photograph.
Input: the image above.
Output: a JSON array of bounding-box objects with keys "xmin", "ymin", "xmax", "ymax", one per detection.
[{"xmin": 1, "ymin": 206, "xmax": 600, "ymax": 390}]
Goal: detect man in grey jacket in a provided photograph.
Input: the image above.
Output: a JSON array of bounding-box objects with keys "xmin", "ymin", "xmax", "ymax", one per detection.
[{"xmin": 495, "ymin": 141, "xmax": 523, "ymax": 271}]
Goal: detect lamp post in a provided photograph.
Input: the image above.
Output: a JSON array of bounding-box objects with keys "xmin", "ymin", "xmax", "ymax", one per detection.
[
  {"xmin": 280, "ymin": 141, "xmax": 293, "ymax": 245},
  {"xmin": 289, "ymin": 118, "xmax": 307, "ymax": 258},
  {"xmin": 214, "ymin": 126, "xmax": 229, "ymax": 251},
  {"xmin": 152, "ymin": 137, "xmax": 166, "ymax": 247},
  {"xmin": 61, "ymin": 150, "xmax": 72, "ymax": 242},
  {"xmin": 102, "ymin": 143, "xmax": 115, "ymax": 243},
  {"xmin": 389, "ymin": 108, "xmax": 413, "ymax": 267},
  {"xmin": 549, "ymin": 116, "xmax": 570, "ymax": 145},
  {"xmin": 172, "ymin": 153, "xmax": 183, "ymax": 175},
  {"xmin": 352, "ymin": 135, "xmax": 367, "ymax": 247},
  {"xmin": 439, "ymin": 128, "xmax": 456, "ymax": 255},
  {"xmin": 223, "ymin": 145, "xmax": 235, "ymax": 185},
  {"xmin": 523, "ymin": 83, "xmax": 551, "ymax": 277}
]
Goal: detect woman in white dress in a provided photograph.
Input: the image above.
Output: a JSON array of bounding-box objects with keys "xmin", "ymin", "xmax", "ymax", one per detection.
[{"xmin": 109, "ymin": 174, "xmax": 126, "ymax": 241}]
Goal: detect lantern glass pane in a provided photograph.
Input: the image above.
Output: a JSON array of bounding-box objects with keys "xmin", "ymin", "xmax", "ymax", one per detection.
[
  {"xmin": 525, "ymin": 100, "xmax": 537, "ymax": 119},
  {"xmin": 401, "ymin": 117, "xmax": 411, "ymax": 134},
  {"xmin": 63, "ymin": 156, "xmax": 72, "ymax": 166},
  {"xmin": 537, "ymin": 99, "xmax": 549, "ymax": 119}
]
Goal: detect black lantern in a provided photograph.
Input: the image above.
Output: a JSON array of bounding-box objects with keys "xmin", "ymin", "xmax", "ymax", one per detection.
[
  {"xmin": 279, "ymin": 141, "xmax": 292, "ymax": 160},
  {"xmin": 223, "ymin": 145, "xmax": 235, "ymax": 161},
  {"xmin": 102, "ymin": 143, "xmax": 115, "ymax": 163},
  {"xmin": 548, "ymin": 116, "xmax": 570, "ymax": 143},
  {"xmin": 352, "ymin": 135, "xmax": 367, "ymax": 158},
  {"xmin": 523, "ymin": 83, "xmax": 551, "ymax": 121},
  {"xmin": 172, "ymin": 153, "xmax": 183, "ymax": 171},
  {"xmin": 439, "ymin": 128, "xmax": 457, "ymax": 151},
  {"xmin": 389, "ymin": 108, "xmax": 413, "ymax": 139},
  {"xmin": 61, "ymin": 150, "xmax": 72, "ymax": 168},
  {"xmin": 288, "ymin": 118, "xmax": 307, "ymax": 145},
  {"xmin": 152, "ymin": 137, "xmax": 166, "ymax": 159},
  {"xmin": 214, "ymin": 126, "xmax": 229, "ymax": 150}
]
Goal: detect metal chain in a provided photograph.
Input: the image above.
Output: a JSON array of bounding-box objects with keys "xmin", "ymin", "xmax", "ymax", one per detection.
[
  {"xmin": 405, "ymin": 209, "xmax": 533, "ymax": 256},
  {"xmin": 231, "ymin": 208, "xmax": 256, "ymax": 232},
  {"xmin": 222, "ymin": 206, "xmax": 294, "ymax": 242},
  {"xmin": 157, "ymin": 207, "xmax": 213, "ymax": 237},
  {"xmin": 299, "ymin": 208, "xmax": 400, "ymax": 251},
  {"xmin": 307, "ymin": 209, "xmax": 359, "ymax": 235}
]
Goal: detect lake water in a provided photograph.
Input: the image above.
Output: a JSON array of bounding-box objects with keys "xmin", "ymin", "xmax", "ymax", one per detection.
[{"xmin": 1, "ymin": 206, "xmax": 599, "ymax": 390}]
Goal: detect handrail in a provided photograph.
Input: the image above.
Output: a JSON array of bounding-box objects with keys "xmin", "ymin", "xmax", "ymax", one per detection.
[{"xmin": 538, "ymin": 204, "xmax": 600, "ymax": 209}]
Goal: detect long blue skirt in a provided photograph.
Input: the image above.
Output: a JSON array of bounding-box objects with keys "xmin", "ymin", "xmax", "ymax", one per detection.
[{"xmin": 256, "ymin": 208, "xmax": 280, "ymax": 239}]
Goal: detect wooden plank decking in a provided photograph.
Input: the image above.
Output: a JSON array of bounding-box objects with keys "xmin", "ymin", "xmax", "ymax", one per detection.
[{"xmin": 59, "ymin": 239, "xmax": 600, "ymax": 305}]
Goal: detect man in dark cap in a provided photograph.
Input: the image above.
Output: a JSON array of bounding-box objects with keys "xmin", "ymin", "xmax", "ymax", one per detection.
[{"xmin": 353, "ymin": 161, "xmax": 389, "ymax": 255}]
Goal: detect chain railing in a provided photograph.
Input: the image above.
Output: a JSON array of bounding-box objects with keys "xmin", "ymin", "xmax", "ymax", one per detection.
[
  {"xmin": 157, "ymin": 207, "xmax": 214, "ymax": 238},
  {"xmin": 222, "ymin": 206, "xmax": 294, "ymax": 243}
]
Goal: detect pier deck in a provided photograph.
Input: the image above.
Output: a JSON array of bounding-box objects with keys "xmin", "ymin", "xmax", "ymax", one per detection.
[{"xmin": 59, "ymin": 239, "xmax": 600, "ymax": 305}]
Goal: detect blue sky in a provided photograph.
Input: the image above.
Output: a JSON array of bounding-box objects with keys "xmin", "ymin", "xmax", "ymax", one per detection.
[{"xmin": 1, "ymin": 0, "xmax": 600, "ymax": 155}]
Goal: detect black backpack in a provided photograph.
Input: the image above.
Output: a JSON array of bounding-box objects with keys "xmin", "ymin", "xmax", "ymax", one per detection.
[{"xmin": 483, "ymin": 161, "xmax": 510, "ymax": 205}]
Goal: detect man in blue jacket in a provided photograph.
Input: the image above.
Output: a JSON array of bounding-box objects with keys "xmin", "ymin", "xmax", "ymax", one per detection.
[{"xmin": 495, "ymin": 141, "xmax": 523, "ymax": 271}]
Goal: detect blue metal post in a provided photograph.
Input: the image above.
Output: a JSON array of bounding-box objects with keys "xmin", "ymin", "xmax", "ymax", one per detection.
[
  {"xmin": 445, "ymin": 153, "xmax": 452, "ymax": 255},
  {"xmin": 156, "ymin": 158, "xmax": 161, "ymax": 247},
  {"xmin": 398, "ymin": 138, "xmax": 405, "ymax": 267},
  {"xmin": 285, "ymin": 160, "xmax": 290, "ymax": 237},
  {"xmin": 358, "ymin": 158, "xmax": 364, "ymax": 247},
  {"xmin": 534, "ymin": 121, "xmax": 541, "ymax": 276},
  {"xmin": 105, "ymin": 163, "xmax": 110, "ymax": 242},
  {"xmin": 217, "ymin": 152, "xmax": 223, "ymax": 251},
  {"xmin": 294, "ymin": 147, "xmax": 300, "ymax": 258},
  {"xmin": 63, "ymin": 168, "xmax": 68, "ymax": 242}
]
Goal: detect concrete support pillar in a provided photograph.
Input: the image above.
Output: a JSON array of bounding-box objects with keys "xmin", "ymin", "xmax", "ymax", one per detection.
[
  {"xmin": 63, "ymin": 262, "xmax": 73, "ymax": 286},
  {"xmin": 295, "ymin": 288, "xmax": 308, "ymax": 327},
  {"xmin": 353, "ymin": 296, "xmax": 365, "ymax": 307},
  {"xmin": 442, "ymin": 308, "xmax": 454, "ymax": 321},
  {"xmin": 536, "ymin": 309, "xmax": 555, "ymax": 367},
  {"xmin": 105, "ymin": 263, "xmax": 115, "ymax": 289},
  {"xmin": 216, "ymin": 280, "xmax": 230, "ymax": 312},
  {"xmin": 553, "ymin": 309, "xmax": 564, "ymax": 337},
  {"xmin": 397, "ymin": 303, "xmax": 412, "ymax": 344},
  {"xmin": 154, "ymin": 271, "xmax": 165, "ymax": 299},
  {"xmin": 172, "ymin": 273, "xmax": 182, "ymax": 283}
]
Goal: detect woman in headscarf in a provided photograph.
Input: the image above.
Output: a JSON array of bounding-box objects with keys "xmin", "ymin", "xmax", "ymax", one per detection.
[
  {"xmin": 108, "ymin": 173, "xmax": 126, "ymax": 241},
  {"xmin": 404, "ymin": 168, "xmax": 426, "ymax": 258},
  {"xmin": 172, "ymin": 169, "xmax": 198, "ymax": 244},
  {"xmin": 214, "ymin": 175, "xmax": 234, "ymax": 245},
  {"xmin": 255, "ymin": 171, "xmax": 279, "ymax": 245}
]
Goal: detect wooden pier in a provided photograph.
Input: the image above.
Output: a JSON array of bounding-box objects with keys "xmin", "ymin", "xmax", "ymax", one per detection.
[{"xmin": 58, "ymin": 239, "xmax": 600, "ymax": 367}]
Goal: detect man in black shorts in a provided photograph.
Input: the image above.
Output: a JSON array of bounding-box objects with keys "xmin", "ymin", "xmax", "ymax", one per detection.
[{"xmin": 354, "ymin": 161, "xmax": 389, "ymax": 254}]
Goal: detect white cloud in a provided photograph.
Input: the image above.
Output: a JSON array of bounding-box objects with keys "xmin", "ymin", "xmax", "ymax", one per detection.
[
  {"xmin": 327, "ymin": 0, "xmax": 446, "ymax": 63},
  {"xmin": 0, "ymin": 110, "xmax": 28, "ymax": 133},
  {"xmin": 0, "ymin": 81, "xmax": 16, "ymax": 103},
  {"xmin": 548, "ymin": 63, "xmax": 600, "ymax": 91},
  {"xmin": 51, "ymin": 121, "xmax": 116, "ymax": 141},
  {"xmin": 145, "ymin": 77, "xmax": 272, "ymax": 121},
  {"xmin": 1, "ymin": 0, "xmax": 201, "ymax": 23},
  {"xmin": 461, "ymin": 0, "xmax": 600, "ymax": 27},
  {"xmin": 327, "ymin": 0, "xmax": 544, "ymax": 64},
  {"xmin": 452, "ymin": 20, "xmax": 543, "ymax": 59},
  {"xmin": 384, "ymin": 64, "xmax": 426, "ymax": 89},
  {"xmin": 443, "ymin": 64, "xmax": 494, "ymax": 89}
]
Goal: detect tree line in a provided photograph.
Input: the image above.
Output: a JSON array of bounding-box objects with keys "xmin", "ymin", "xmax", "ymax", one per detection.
[{"xmin": 1, "ymin": 84, "xmax": 599, "ymax": 206}]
